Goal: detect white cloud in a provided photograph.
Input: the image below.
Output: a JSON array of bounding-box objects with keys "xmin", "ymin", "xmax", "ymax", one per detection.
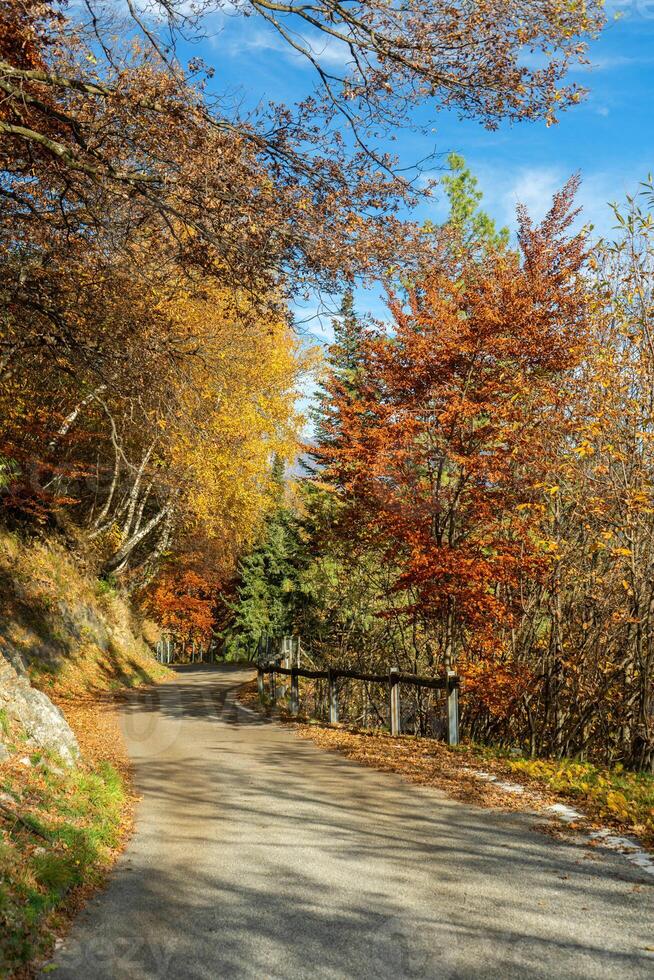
[
  {"xmin": 500, "ymin": 166, "xmax": 563, "ymax": 224},
  {"xmin": 306, "ymin": 36, "xmax": 352, "ymax": 69},
  {"xmin": 573, "ymin": 54, "xmax": 644, "ymax": 72},
  {"xmin": 218, "ymin": 22, "xmax": 352, "ymax": 71},
  {"xmin": 463, "ymin": 163, "xmax": 642, "ymax": 241}
]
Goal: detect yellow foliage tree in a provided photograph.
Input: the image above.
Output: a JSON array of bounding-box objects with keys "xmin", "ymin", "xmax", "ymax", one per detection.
[{"xmin": 159, "ymin": 284, "xmax": 305, "ymax": 577}]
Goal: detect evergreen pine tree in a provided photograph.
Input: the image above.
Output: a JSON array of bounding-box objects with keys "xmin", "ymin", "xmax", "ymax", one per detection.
[
  {"xmin": 311, "ymin": 287, "xmax": 366, "ymax": 459},
  {"xmin": 223, "ymin": 457, "xmax": 310, "ymax": 658},
  {"xmin": 424, "ymin": 152, "xmax": 510, "ymax": 255}
]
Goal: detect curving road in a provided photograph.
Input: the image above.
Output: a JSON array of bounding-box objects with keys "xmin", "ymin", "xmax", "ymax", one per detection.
[{"xmin": 48, "ymin": 665, "xmax": 653, "ymax": 979}]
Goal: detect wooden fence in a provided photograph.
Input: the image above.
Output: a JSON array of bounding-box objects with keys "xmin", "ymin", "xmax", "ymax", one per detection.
[
  {"xmin": 257, "ymin": 662, "xmax": 460, "ymax": 746},
  {"xmin": 155, "ymin": 637, "xmax": 217, "ymax": 665}
]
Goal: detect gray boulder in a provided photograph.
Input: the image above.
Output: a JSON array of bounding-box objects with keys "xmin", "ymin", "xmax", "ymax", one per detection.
[{"xmin": 0, "ymin": 656, "xmax": 79, "ymax": 767}]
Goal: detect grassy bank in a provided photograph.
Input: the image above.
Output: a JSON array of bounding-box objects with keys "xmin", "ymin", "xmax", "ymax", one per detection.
[
  {"xmin": 0, "ymin": 528, "xmax": 170, "ymax": 696},
  {"xmin": 0, "ymin": 528, "xmax": 172, "ymax": 976},
  {"xmin": 0, "ymin": 750, "xmax": 126, "ymax": 977}
]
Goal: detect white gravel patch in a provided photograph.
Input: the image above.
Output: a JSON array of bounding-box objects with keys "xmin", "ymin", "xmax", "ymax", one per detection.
[
  {"xmin": 589, "ymin": 829, "xmax": 654, "ymax": 877},
  {"xmin": 546, "ymin": 802, "xmax": 585, "ymax": 824},
  {"xmin": 495, "ymin": 781, "xmax": 525, "ymax": 794},
  {"xmin": 469, "ymin": 770, "xmax": 527, "ymax": 794}
]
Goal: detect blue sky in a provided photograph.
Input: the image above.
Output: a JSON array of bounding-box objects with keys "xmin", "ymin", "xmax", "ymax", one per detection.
[{"xmin": 175, "ymin": 2, "xmax": 654, "ymax": 338}]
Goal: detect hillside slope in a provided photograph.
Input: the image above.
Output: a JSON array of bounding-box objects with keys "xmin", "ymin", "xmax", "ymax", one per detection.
[{"xmin": 0, "ymin": 529, "xmax": 171, "ymax": 976}]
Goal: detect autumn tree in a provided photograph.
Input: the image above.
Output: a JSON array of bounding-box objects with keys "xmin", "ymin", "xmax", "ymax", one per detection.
[
  {"xmin": 146, "ymin": 546, "xmax": 224, "ymax": 647},
  {"xmin": 513, "ymin": 184, "xmax": 654, "ymax": 769},
  {"xmin": 320, "ymin": 181, "xmax": 588, "ymax": 674},
  {"xmin": 0, "ymin": 266, "xmax": 303, "ymax": 585},
  {"xmin": 1, "ymin": 0, "xmax": 605, "ymax": 332},
  {"xmin": 78, "ymin": 1, "xmax": 605, "ymax": 130},
  {"xmin": 99, "ymin": 286, "xmax": 301, "ymax": 582}
]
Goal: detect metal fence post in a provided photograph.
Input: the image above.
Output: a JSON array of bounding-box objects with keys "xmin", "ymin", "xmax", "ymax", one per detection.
[
  {"xmin": 328, "ymin": 668, "xmax": 338, "ymax": 724},
  {"xmin": 290, "ymin": 668, "xmax": 299, "ymax": 716},
  {"xmin": 447, "ymin": 671, "xmax": 459, "ymax": 746},
  {"xmin": 389, "ymin": 668, "xmax": 401, "ymax": 736},
  {"xmin": 257, "ymin": 666, "xmax": 265, "ymax": 701}
]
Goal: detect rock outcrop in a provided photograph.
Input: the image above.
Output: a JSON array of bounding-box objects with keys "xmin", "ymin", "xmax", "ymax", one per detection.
[{"xmin": 0, "ymin": 655, "xmax": 79, "ymax": 767}]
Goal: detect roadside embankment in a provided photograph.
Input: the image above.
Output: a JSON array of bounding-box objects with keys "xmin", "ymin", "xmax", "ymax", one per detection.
[{"xmin": 0, "ymin": 529, "xmax": 172, "ymax": 976}]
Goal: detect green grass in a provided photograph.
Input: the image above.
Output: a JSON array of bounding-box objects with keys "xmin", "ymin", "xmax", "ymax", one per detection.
[
  {"xmin": 0, "ymin": 759, "xmax": 126, "ymax": 976},
  {"xmin": 94, "ymin": 577, "xmax": 118, "ymax": 600}
]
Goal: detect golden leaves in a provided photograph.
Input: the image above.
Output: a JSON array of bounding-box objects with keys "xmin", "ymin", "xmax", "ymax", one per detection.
[{"xmin": 157, "ymin": 282, "xmax": 303, "ymax": 560}]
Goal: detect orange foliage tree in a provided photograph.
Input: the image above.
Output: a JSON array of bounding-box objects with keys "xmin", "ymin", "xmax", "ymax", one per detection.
[
  {"xmin": 147, "ymin": 551, "xmax": 222, "ymax": 646},
  {"xmin": 319, "ymin": 181, "xmax": 589, "ymax": 706}
]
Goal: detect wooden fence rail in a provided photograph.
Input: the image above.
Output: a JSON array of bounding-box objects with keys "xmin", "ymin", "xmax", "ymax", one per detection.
[
  {"xmin": 155, "ymin": 637, "xmax": 217, "ymax": 665},
  {"xmin": 257, "ymin": 662, "xmax": 460, "ymax": 746}
]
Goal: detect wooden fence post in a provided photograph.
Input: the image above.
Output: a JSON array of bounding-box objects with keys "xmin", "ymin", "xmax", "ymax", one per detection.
[
  {"xmin": 269, "ymin": 668, "xmax": 277, "ymax": 703},
  {"xmin": 389, "ymin": 668, "xmax": 401, "ymax": 736},
  {"xmin": 257, "ymin": 666, "xmax": 265, "ymax": 701},
  {"xmin": 328, "ymin": 668, "xmax": 338, "ymax": 724},
  {"xmin": 447, "ymin": 671, "xmax": 459, "ymax": 746},
  {"xmin": 290, "ymin": 668, "xmax": 299, "ymax": 716}
]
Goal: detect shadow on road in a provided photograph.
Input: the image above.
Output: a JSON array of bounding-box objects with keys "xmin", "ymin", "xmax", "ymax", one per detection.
[{"xmin": 50, "ymin": 666, "xmax": 653, "ymax": 980}]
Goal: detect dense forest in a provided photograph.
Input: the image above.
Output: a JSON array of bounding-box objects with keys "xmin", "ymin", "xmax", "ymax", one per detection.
[{"xmin": 2, "ymin": 1, "xmax": 652, "ymax": 772}]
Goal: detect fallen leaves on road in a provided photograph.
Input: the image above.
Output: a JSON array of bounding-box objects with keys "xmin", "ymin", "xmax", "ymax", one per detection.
[{"xmin": 237, "ymin": 679, "xmax": 654, "ymax": 856}]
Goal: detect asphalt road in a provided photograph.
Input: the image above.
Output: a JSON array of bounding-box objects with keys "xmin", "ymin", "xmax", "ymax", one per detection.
[{"xmin": 48, "ymin": 665, "xmax": 653, "ymax": 979}]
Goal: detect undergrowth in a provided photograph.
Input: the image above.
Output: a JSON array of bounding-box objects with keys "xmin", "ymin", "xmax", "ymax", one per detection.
[{"xmin": 488, "ymin": 751, "xmax": 654, "ymax": 842}]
